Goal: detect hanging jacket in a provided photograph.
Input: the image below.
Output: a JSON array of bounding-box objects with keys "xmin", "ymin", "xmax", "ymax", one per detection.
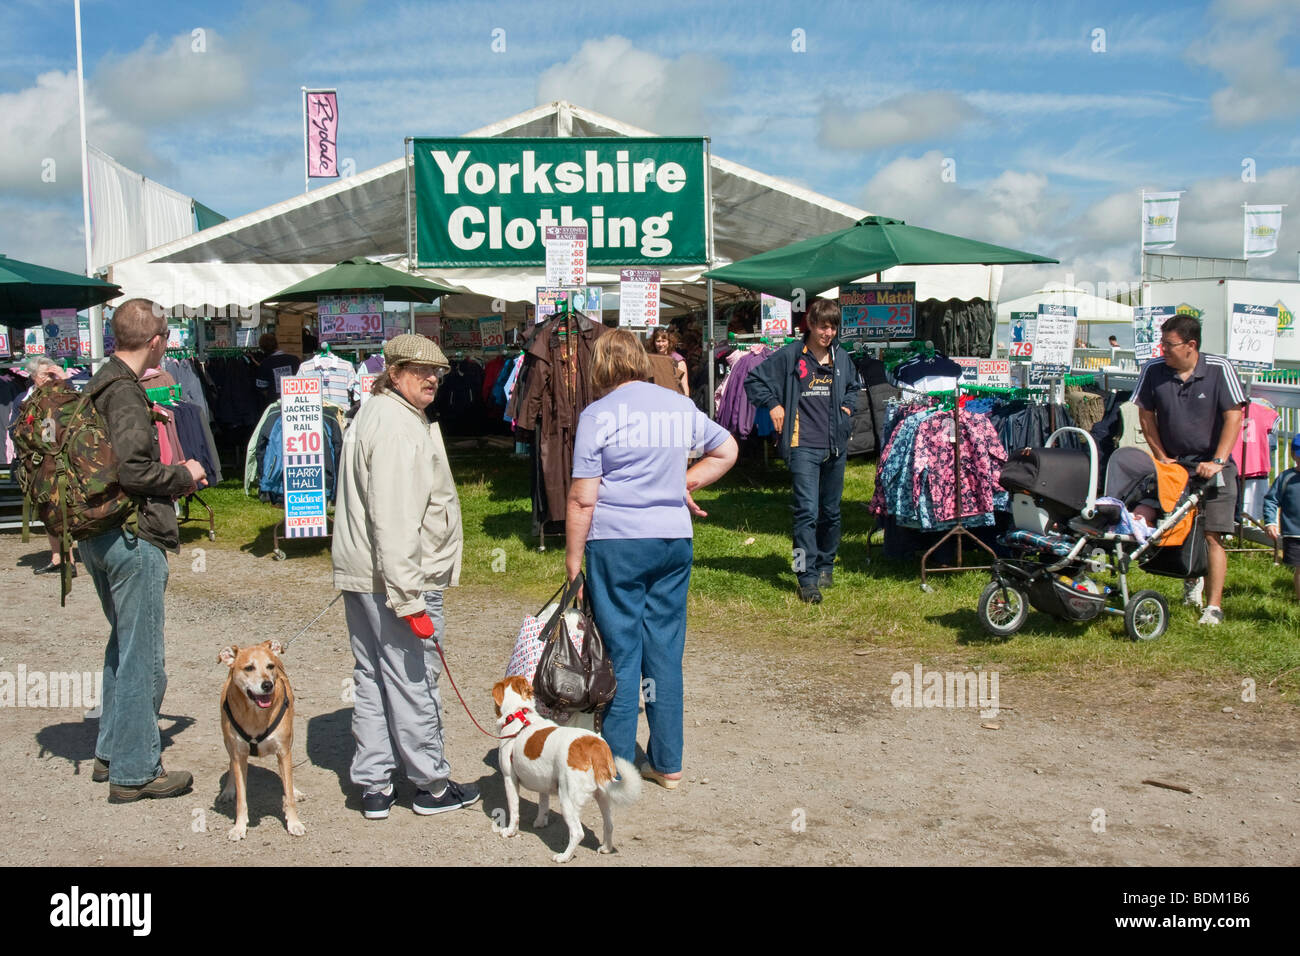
[{"xmin": 517, "ymin": 313, "xmax": 607, "ymax": 522}]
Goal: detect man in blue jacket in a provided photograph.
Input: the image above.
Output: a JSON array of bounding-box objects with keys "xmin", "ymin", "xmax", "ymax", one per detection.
[{"xmin": 745, "ymin": 299, "xmax": 861, "ymax": 603}]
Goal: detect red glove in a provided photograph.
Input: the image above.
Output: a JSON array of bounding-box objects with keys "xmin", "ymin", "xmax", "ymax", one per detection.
[{"xmin": 404, "ymin": 612, "xmax": 436, "ymax": 639}]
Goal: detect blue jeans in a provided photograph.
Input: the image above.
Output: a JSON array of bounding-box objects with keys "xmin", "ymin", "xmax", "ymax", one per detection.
[
  {"xmin": 788, "ymin": 445, "xmax": 846, "ymax": 586},
  {"xmin": 80, "ymin": 527, "xmax": 170, "ymax": 786},
  {"xmin": 584, "ymin": 537, "xmax": 692, "ymax": 774}
]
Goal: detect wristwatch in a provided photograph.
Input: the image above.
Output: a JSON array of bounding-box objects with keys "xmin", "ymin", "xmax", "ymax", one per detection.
[{"xmin": 1211, "ymin": 457, "xmax": 1224, "ymax": 465}]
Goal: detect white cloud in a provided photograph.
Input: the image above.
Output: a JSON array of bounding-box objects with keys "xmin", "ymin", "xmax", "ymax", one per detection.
[
  {"xmin": 859, "ymin": 150, "xmax": 1067, "ymax": 247},
  {"xmin": 0, "ymin": 197, "xmax": 88, "ymax": 274},
  {"xmin": 535, "ymin": 35, "xmax": 728, "ymax": 136},
  {"xmin": 94, "ymin": 29, "xmax": 252, "ymax": 125},
  {"xmin": 1186, "ymin": 3, "xmax": 1300, "ymax": 126},
  {"xmin": 818, "ymin": 92, "xmax": 979, "ymax": 151},
  {"xmin": 0, "ymin": 70, "xmax": 152, "ymax": 196}
]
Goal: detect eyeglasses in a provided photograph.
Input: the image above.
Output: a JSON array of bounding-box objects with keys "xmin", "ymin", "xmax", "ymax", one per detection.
[
  {"xmin": 1159, "ymin": 338, "xmax": 1190, "ymax": 350},
  {"xmin": 400, "ymin": 363, "xmax": 446, "ymax": 380}
]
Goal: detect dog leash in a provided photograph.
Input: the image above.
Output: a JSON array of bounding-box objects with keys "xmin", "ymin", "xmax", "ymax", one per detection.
[
  {"xmin": 282, "ymin": 592, "xmax": 344, "ymax": 650},
  {"xmin": 284, "ymin": 591, "xmax": 516, "ymax": 740},
  {"xmin": 431, "ymin": 640, "xmax": 520, "ymax": 740}
]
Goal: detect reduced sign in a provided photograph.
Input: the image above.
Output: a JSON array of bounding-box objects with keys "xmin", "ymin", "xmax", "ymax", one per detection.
[{"xmin": 280, "ymin": 376, "xmax": 328, "ymax": 538}]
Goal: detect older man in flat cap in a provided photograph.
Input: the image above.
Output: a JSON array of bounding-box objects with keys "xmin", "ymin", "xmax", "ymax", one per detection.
[{"xmin": 332, "ymin": 334, "xmax": 480, "ymax": 819}]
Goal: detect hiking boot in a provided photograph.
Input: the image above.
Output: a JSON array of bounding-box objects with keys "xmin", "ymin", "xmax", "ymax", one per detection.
[
  {"xmin": 798, "ymin": 584, "xmax": 823, "ymax": 604},
  {"xmin": 361, "ymin": 783, "xmax": 396, "ymax": 820},
  {"xmin": 818, "ymin": 570, "xmax": 834, "ymax": 590},
  {"xmin": 107, "ymin": 767, "xmax": 193, "ymax": 803},
  {"xmin": 1198, "ymin": 606, "xmax": 1224, "ymax": 627},
  {"xmin": 91, "ymin": 757, "xmax": 109, "ymax": 783},
  {"xmin": 413, "ymin": 780, "xmax": 481, "ymax": 816},
  {"xmin": 1183, "ymin": 577, "xmax": 1204, "ymax": 608}
]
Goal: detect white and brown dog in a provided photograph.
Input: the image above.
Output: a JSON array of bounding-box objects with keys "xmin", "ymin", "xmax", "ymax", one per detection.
[
  {"xmin": 491, "ymin": 676, "xmax": 640, "ymax": 863},
  {"xmin": 217, "ymin": 640, "xmax": 306, "ymax": 841}
]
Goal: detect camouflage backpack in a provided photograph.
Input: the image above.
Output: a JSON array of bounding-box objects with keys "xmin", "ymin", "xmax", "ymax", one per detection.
[{"xmin": 11, "ymin": 378, "xmax": 139, "ymax": 604}]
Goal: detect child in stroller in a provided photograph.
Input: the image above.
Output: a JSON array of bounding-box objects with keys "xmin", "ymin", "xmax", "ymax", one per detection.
[{"xmin": 978, "ymin": 427, "xmax": 1211, "ymax": 641}]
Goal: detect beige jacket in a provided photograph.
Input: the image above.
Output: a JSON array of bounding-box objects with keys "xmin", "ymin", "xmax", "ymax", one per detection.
[{"xmin": 332, "ymin": 389, "xmax": 463, "ymax": 616}]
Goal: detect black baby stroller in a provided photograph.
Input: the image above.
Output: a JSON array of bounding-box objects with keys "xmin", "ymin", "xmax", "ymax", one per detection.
[{"xmin": 977, "ymin": 428, "xmax": 1210, "ymax": 641}]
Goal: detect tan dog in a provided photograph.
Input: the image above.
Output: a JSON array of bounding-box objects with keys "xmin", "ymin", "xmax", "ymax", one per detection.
[
  {"xmin": 491, "ymin": 676, "xmax": 640, "ymax": 863},
  {"xmin": 217, "ymin": 640, "xmax": 306, "ymax": 841}
]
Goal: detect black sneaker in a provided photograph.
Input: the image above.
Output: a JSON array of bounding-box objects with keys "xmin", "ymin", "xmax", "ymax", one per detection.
[
  {"xmin": 35, "ymin": 562, "xmax": 76, "ymax": 577},
  {"xmin": 818, "ymin": 570, "xmax": 834, "ymax": 590},
  {"xmin": 413, "ymin": 780, "xmax": 481, "ymax": 815},
  {"xmin": 798, "ymin": 584, "xmax": 823, "ymax": 604},
  {"xmin": 361, "ymin": 783, "xmax": 396, "ymax": 820}
]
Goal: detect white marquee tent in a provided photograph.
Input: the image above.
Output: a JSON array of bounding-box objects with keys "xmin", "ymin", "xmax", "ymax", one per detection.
[{"xmin": 107, "ymin": 101, "xmax": 1002, "ymax": 319}]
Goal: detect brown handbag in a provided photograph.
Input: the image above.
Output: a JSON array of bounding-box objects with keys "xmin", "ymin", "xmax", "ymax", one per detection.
[{"xmin": 534, "ymin": 572, "xmax": 617, "ymax": 715}]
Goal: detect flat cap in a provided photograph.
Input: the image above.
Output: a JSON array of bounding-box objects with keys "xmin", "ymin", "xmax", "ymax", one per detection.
[{"xmin": 383, "ymin": 333, "xmax": 448, "ymax": 368}]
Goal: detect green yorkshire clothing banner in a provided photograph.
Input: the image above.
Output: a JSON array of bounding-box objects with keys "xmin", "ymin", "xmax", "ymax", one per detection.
[{"xmin": 413, "ymin": 137, "xmax": 707, "ymax": 268}]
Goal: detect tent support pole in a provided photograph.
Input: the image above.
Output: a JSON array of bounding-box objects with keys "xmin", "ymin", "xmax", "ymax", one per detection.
[
  {"xmin": 405, "ymin": 136, "xmax": 415, "ymax": 333},
  {"xmin": 704, "ymin": 137, "xmax": 716, "ymax": 416}
]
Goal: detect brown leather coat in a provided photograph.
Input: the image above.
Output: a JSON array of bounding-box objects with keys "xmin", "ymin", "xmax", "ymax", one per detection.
[{"xmin": 518, "ymin": 313, "xmax": 607, "ymax": 523}]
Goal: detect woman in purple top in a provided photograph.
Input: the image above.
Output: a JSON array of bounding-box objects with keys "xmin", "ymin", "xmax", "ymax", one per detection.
[{"xmin": 566, "ymin": 329, "xmax": 737, "ymax": 788}]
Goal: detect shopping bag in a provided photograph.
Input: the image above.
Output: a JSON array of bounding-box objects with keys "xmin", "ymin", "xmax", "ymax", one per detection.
[
  {"xmin": 534, "ymin": 572, "xmax": 616, "ymax": 717},
  {"xmin": 505, "ymin": 582, "xmax": 585, "ymax": 723}
]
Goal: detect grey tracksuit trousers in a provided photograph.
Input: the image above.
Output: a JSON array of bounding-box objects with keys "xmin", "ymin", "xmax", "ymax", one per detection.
[{"xmin": 344, "ymin": 590, "xmax": 450, "ymax": 793}]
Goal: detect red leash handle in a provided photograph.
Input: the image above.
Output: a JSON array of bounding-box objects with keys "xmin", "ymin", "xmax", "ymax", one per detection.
[{"xmin": 432, "ymin": 640, "xmax": 520, "ymax": 741}]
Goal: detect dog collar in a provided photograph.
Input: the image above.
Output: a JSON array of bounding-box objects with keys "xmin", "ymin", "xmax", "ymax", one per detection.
[
  {"xmin": 501, "ymin": 709, "xmax": 531, "ymax": 735},
  {"xmin": 224, "ymin": 695, "xmax": 289, "ymax": 757}
]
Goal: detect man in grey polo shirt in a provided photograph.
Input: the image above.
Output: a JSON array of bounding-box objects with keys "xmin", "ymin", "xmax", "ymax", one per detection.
[{"xmin": 1133, "ymin": 314, "xmax": 1246, "ymax": 626}]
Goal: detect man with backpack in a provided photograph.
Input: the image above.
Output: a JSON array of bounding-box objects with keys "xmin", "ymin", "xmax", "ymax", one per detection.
[{"xmin": 82, "ymin": 299, "xmax": 207, "ymax": 801}]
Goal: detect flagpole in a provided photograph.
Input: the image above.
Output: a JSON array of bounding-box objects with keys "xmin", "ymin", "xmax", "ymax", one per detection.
[
  {"xmin": 74, "ymin": 0, "xmax": 103, "ymax": 366},
  {"xmin": 302, "ymin": 86, "xmax": 309, "ymax": 194}
]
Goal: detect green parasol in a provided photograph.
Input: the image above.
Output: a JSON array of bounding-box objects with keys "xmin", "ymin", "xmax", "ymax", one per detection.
[{"xmin": 0, "ymin": 254, "xmax": 122, "ymax": 328}]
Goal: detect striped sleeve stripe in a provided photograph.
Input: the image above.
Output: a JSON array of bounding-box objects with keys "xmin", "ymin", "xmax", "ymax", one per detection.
[
  {"xmin": 1131, "ymin": 358, "xmax": 1160, "ymax": 408},
  {"xmin": 1204, "ymin": 355, "xmax": 1247, "ymax": 405}
]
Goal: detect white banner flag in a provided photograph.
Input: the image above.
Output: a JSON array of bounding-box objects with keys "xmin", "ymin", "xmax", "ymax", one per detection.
[
  {"xmin": 1243, "ymin": 204, "xmax": 1284, "ymax": 259},
  {"xmin": 1142, "ymin": 191, "xmax": 1182, "ymax": 251}
]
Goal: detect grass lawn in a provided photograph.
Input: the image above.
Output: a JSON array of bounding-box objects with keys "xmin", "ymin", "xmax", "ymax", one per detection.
[{"xmin": 189, "ymin": 447, "xmax": 1300, "ymax": 699}]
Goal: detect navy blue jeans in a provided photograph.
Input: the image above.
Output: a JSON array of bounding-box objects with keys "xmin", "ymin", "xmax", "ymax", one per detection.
[
  {"xmin": 788, "ymin": 445, "xmax": 846, "ymax": 586},
  {"xmin": 584, "ymin": 537, "xmax": 692, "ymax": 774},
  {"xmin": 81, "ymin": 527, "xmax": 171, "ymax": 786}
]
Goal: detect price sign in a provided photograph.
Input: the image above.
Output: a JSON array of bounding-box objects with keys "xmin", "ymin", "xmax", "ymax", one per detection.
[
  {"xmin": 24, "ymin": 327, "xmax": 45, "ymax": 355},
  {"xmin": 279, "ymin": 376, "xmax": 327, "ymax": 538},
  {"xmin": 619, "ymin": 269, "xmax": 661, "ymax": 328},
  {"xmin": 205, "ymin": 319, "xmax": 234, "ymax": 350},
  {"xmin": 319, "ymin": 293, "xmax": 384, "ymax": 341},
  {"xmin": 760, "ymin": 294, "xmax": 792, "ymax": 337},
  {"xmin": 1133, "ymin": 306, "xmax": 1174, "ymax": 364},
  {"xmin": 1031, "ymin": 304, "xmax": 1076, "ymax": 378},
  {"xmin": 1008, "ymin": 312, "xmax": 1036, "ymax": 361},
  {"xmin": 1229, "ymin": 303, "xmax": 1278, "ymax": 371},
  {"xmin": 42, "ymin": 309, "xmax": 79, "ymax": 359},
  {"xmin": 839, "ymin": 282, "xmax": 915, "ymax": 341},
  {"xmin": 977, "ymin": 359, "xmax": 1010, "ymax": 386},
  {"xmin": 478, "ymin": 316, "xmax": 505, "ymax": 349},
  {"xmin": 357, "ymin": 372, "xmax": 378, "ymax": 404},
  {"xmin": 953, "ymin": 357, "xmax": 979, "ymax": 384},
  {"xmin": 536, "ymin": 286, "xmax": 603, "ymax": 322},
  {"xmin": 0, "ymin": 331, "xmax": 10, "ymax": 355},
  {"xmin": 545, "ymin": 226, "xmax": 588, "ymax": 286}
]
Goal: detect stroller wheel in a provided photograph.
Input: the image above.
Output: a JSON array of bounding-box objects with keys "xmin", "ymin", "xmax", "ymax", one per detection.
[
  {"xmin": 977, "ymin": 581, "xmax": 1028, "ymax": 638},
  {"xmin": 1125, "ymin": 590, "xmax": 1169, "ymax": 641}
]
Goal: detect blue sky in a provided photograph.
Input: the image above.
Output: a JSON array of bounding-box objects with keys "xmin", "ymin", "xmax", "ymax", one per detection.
[{"xmin": 2, "ymin": 0, "xmax": 1299, "ymax": 298}]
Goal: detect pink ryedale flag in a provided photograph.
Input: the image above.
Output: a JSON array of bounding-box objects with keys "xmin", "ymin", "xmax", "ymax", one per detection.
[{"xmin": 306, "ymin": 90, "xmax": 339, "ymax": 178}]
